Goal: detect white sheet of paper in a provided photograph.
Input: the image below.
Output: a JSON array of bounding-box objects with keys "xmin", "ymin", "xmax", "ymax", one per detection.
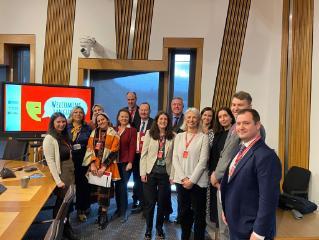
[{"xmin": 87, "ymin": 172, "xmax": 112, "ymax": 188}]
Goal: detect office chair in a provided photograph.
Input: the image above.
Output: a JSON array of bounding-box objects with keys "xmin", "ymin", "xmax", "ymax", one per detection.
[
  {"xmin": 1, "ymin": 139, "xmax": 29, "ymax": 161},
  {"xmin": 44, "ymin": 185, "xmax": 76, "ymax": 240},
  {"xmin": 282, "ymin": 166, "xmax": 311, "ymax": 199}
]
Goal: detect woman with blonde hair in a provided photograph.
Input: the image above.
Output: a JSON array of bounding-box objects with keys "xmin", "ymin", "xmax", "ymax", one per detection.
[
  {"xmin": 67, "ymin": 106, "xmax": 91, "ymax": 222},
  {"xmin": 172, "ymin": 107, "xmax": 209, "ymax": 240}
]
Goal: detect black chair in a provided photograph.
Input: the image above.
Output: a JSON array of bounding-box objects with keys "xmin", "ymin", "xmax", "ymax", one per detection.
[
  {"xmin": 282, "ymin": 166, "xmax": 311, "ymax": 199},
  {"xmin": 44, "ymin": 185, "xmax": 76, "ymax": 240},
  {"xmin": 1, "ymin": 139, "xmax": 29, "ymax": 161}
]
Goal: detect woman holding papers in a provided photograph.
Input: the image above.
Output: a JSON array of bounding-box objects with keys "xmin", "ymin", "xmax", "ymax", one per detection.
[
  {"xmin": 83, "ymin": 112, "xmax": 120, "ymax": 230},
  {"xmin": 43, "ymin": 112, "xmax": 78, "ymax": 240},
  {"xmin": 140, "ymin": 111, "xmax": 175, "ymax": 240},
  {"xmin": 172, "ymin": 108, "xmax": 210, "ymax": 240},
  {"xmin": 114, "ymin": 108, "xmax": 137, "ymax": 223}
]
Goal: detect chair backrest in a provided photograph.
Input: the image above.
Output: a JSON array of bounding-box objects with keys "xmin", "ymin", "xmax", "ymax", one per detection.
[
  {"xmin": 283, "ymin": 166, "xmax": 311, "ymax": 199},
  {"xmin": 2, "ymin": 139, "xmax": 29, "ymax": 160},
  {"xmin": 44, "ymin": 185, "xmax": 76, "ymax": 240}
]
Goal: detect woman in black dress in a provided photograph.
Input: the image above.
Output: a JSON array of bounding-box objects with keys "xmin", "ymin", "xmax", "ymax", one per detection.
[{"xmin": 208, "ymin": 107, "xmax": 235, "ymax": 226}]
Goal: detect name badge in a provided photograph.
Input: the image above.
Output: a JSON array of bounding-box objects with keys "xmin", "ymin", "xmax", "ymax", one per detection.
[
  {"xmin": 95, "ymin": 142, "xmax": 102, "ymax": 150},
  {"xmin": 183, "ymin": 150, "xmax": 188, "ymax": 159},
  {"xmin": 157, "ymin": 150, "xmax": 163, "ymax": 159},
  {"xmin": 73, "ymin": 144, "xmax": 81, "ymax": 150}
]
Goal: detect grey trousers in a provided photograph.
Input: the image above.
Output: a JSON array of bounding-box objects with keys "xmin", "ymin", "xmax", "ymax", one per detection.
[{"xmin": 217, "ymin": 189, "xmax": 230, "ymax": 240}]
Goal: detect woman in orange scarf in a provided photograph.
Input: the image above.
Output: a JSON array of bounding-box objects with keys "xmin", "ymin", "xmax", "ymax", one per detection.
[{"xmin": 83, "ymin": 112, "xmax": 120, "ymax": 230}]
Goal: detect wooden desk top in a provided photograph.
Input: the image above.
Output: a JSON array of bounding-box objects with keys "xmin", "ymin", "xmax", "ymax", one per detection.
[
  {"xmin": 276, "ymin": 209, "xmax": 319, "ymax": 240},
  {"xmin": 0, "ymin": 160, "xmax": 56, "ymax": 240}
]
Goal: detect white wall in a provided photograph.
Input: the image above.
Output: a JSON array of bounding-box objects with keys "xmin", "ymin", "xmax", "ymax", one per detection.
[
  {"xmin": 309, "ymin": 0, "xmax": 319, "ymax": 205},
  {"xmin": 0, "ymin": 0, "xmax": 48, "ymax": 83},
  {"xmin": 149, "ymin": 0, "xmax": 229, "ymax": 109},
  {"xmin": 70, "ymin": 0, "xmax": 117, "ymax": 85},
  {"xmin": 237, "ymin": 0, "xmax": 282, "ymax": 151}
]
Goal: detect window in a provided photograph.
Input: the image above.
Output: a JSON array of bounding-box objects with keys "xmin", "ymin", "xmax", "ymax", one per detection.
[
  {"xmin": 169, "ymin": 50, "xmax": 196, "ymax": 109},
  {"xmin": 12, "ymin": 46, "xmax": 30, "ymax": 83},
  {"xmin": 90, "ymin": 71, "xmax": 161, "ymax": 124}
]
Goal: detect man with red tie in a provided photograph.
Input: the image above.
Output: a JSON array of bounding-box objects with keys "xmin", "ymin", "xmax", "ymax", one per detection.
[{"xmin": 220, "ymin": 109, "xmax": 281, "ymax": 240}]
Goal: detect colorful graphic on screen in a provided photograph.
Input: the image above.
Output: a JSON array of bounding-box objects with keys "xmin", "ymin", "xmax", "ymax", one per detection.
[{"xmin": 4, "ymin": 84, "xmax": 93, "ymax": 132}]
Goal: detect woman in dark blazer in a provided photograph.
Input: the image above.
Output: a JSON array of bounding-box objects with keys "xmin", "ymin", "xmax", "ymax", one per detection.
[
  {"xmin": 140, "ymin": 111, "xmax": 175, "ymax": 240},
  {"xmin": 208, "ymin": 107, "xmax": 235, "ymax": 226},
  {"xmin": 67, "ymin": 106, "xmax": 91, "ymax": 222},
  {"xmin": 114, "ymin": 108, "xmax": 137, "ymax": 223}
]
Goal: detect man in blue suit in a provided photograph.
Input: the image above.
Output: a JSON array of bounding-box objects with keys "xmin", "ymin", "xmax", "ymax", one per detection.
[{"xmin": 221, "ymin": 109, "xmax": 281, "ymax": 240}]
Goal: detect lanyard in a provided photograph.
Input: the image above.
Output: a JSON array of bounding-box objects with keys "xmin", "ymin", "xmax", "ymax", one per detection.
[
  {"xmin": 158, "ymin": 136, "xmax": 166, "ymax": 150},
  {"xmin": 229, "ymin": 136, "xmax": 261, "ymax": 177},
  {"xmin": 185, "ymin": 132, "xmax": 196, "ymax": 150}
]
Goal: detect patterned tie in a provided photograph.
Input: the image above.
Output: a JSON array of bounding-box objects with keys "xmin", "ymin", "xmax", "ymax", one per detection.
[
  {"xmin": 229, "ymin": 144, "xmax": 247, "ymax": 177},
  {"xmin": 140, "ymin": 121, "xmax": 145, "ymax": 133},
  {"xmin": 173, "ymin": 117, "xmax": 179, "ymax": 127}
]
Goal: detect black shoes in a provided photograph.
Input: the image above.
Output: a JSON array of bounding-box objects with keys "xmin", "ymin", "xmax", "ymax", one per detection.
[
  {"xmin": 173, "ymin": 216, "xmax": 181, "ymax": 224},
  {"xmin": 98, "ymin": 211, "xmax": 108, "ymax": 230},
  {"xmin": 131, "ymin": 203, "xmax": 143, "ymax": 214},
  {"xmin": 156, "ymin": 228, "xmax": 165, "ymax": 239},
  {"xmin": 144, "ymin": 230, "xmax": 152, "ymax": 240}
]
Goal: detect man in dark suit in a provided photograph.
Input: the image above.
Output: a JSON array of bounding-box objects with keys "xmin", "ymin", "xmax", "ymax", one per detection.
[
  {"xmin": 131, "ymin": 102, "xmax": 153, "ymax": 213},
  {"xmin": 171, "ymin": 97, "xmax": 184, "ymax": 133},
  {"xmin": 221, "ymin": 109, "xmax": 281, "ymax": 240},
  {"xmin": 125, "ymin": 91, "xmax": 140, "ymax": 128},
  {"xmin": 170, "ymin": 97, "xmax": 185, "ymax": 224}
]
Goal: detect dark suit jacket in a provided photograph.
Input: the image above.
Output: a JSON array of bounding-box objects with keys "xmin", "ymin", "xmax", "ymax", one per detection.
[
  {"xmin": 136, "ymin": 117, "xmax": 153, "ymax": 133},
  {"xmin": 172, "ymin": 113, "xmax": 184, "ymax": 133},
  {"xmin": 115, "ymin": 126, "xmax": 137, "ymax": 163},
  {"xmin": 124, "ymin": 106, "xmax": 140, "ymax": 128},
  {"xmin": 220, "ymin": 139, "xmax": 281, "ymax": 239}
]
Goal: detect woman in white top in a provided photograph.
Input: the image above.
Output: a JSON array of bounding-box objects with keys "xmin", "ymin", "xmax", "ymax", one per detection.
[
  {"xmin": 172, "ymin": 108, "xmax": 209, "ymax": 240},
  {"xmin": 43, "ymin": 112, "xmax": 77, "ymax": 240}
]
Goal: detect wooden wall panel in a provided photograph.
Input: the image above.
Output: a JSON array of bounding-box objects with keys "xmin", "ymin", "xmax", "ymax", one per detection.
[
  {"xmin": 212, "ymin": 0, "xmax": 251, "ymax": 112},
  {"xmin": 115, "ymin": 0, "xmax": 133, "ymax": 59},
  {"xmin": 42, "ymin": 0, "xmax": 76, "ymax": 85},
  {"xmin": 279, "ymin": 0, "xmax": 290, "ymax": 181},
  {"xmin": 132, "ymin": 0, "xmax": 154, "ymax": 60},
  {"xmin": 288, "ymin": 0, "xmax": 313, "ymax": 169}
]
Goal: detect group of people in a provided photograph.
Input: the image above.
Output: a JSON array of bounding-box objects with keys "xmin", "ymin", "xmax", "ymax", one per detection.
[{"xmin": 42, "ymin": 90, "xmax": 282, "ymax": 240}]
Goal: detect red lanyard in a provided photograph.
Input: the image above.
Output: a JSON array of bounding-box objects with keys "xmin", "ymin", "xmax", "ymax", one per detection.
[
  {"xmin": 229, "ymin": 136, "xmax": 261, "ymax": 177},
  {"xmin": 158, "ymin": 137, "xmax": 166, "ymax": 150},
  {"xmin": 185, "ymin": 133, "xmax": 196, "ymax": 150}
]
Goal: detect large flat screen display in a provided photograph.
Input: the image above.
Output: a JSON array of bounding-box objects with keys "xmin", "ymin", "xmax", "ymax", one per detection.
[{"xmin": 1, "ymin": 83, "xmax": 94, "ymax": 133}]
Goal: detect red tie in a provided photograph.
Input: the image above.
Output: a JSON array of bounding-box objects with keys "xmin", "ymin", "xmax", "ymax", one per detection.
[{"xmin": 229, "ymin": 144, "xmax": 246, "ymax": 177}]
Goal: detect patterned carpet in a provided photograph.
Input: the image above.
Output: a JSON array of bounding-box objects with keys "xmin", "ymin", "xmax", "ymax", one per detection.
[{"xmin": 24, "ymin": 192, "xmax": 215, "ymax": 240}]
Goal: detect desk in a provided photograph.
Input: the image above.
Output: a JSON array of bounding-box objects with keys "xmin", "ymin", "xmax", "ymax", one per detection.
[
  {"xmin": 0, "ymin": 160, "xmax": 56, "ymax": 240},
  {"xmin": 276, "ymin": 209, "xmax": 319, "ymax": 239}
]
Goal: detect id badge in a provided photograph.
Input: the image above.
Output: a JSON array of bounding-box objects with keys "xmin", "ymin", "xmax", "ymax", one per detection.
[
  {"xmin": 183, "ymin": 150, "xmax": 188, "ymax": 159},
  {"xmin": 157, "ymin": 150, "xmax": 163, "ymax": 159},
  {"xmin": 73, "ymin": 144, "xmax": 81, "ymax": 150},
  {"xmin": 95, "ymin": 142, "xmax": 102, "ymax": 150}
]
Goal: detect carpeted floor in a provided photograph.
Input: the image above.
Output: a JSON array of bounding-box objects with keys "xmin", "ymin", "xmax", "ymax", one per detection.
[{"xmin": 24, "ymin": 192, "xmax": 215, "ymax": 240}]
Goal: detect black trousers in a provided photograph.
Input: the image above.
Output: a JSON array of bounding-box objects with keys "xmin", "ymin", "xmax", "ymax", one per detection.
[
  {"xmin": 115, "ymin": 162, "xmax": 132, "ymax": 215},
  {"xmin": 73, "ymin": 156, "xmax": 91, "ymax": 212},
  {"xmin": 177, "ymin": 184, "xmax": 207, "ymax": 240},
  {"xmin": 132, "ymin": 154, "xmax": 143, "ymax": 205},
  {"xmin": 143, "ymin": 172, "xmax": 170, "ymax": 231}
]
